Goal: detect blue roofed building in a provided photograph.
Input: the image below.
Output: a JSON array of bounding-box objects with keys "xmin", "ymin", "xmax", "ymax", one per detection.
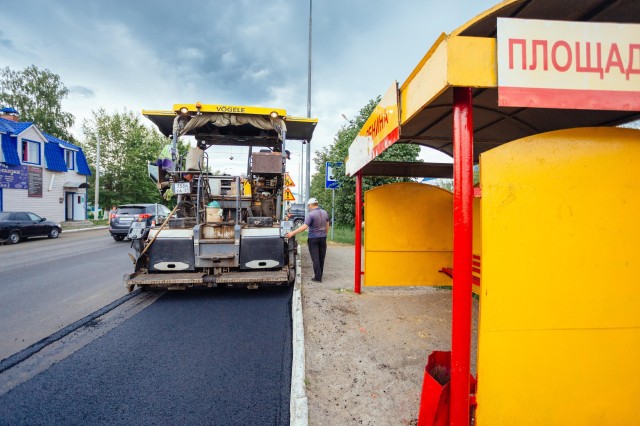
[{"xmin": 0, "ymin": 109, "xmax": 92, "ymax": 222}]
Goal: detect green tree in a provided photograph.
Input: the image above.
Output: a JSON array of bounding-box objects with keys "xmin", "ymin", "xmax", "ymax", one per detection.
[
  {"xmin": 310, "ymin": 97, "xmax": 421, "ymax": 227},
  {"xmin": 0, "ymin": 65, "xmax": 75, "ymax": 140},
  {"xmin": 80, "ymin": 109, "xmax": 170, "ymax": 208}
]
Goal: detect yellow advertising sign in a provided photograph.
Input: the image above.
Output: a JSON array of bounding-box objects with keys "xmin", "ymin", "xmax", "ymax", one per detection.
[
  {"xmin": 498, "ymin": 18, "xmax": 640, "ymax": 110},
  {"xmin": 284, "ymin": 173, "xmax": 295, "ymax": 187},
  {"xmin": 346, "ymin": 82, "xmax": 400, "ymax": 175},
  {"xmin": 284, "ymin": 188, "xmax": 296, "ymax": 201},
  {"xmin": 172, "ymin": 104, "xmax": 287, "ymax": 116}
]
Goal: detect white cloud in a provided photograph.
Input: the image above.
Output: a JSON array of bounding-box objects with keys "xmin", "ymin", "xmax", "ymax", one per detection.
[
  {"xmin": 221, "ymin": 51, "xmax": 237, "ymax": 66},
  {"xmin": 179, "ymin": 47, "xmax": 205, "ymax": 61}
]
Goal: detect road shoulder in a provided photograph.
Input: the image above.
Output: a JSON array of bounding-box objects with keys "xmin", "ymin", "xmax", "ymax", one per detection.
[{"xmin": 301, "ymin": 245, "xmax": 478, "ymax": 425}]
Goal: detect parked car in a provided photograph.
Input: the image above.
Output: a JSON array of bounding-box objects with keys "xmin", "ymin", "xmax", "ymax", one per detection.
[
  {"xmin": 0, "ymin": 211, "xmax": 62, "ymax": 244},
  {"xmin": 286, "ymin": 203, "xmax": 306, "ymax": 228},
  {"xmin": 109, "ymin": 203, "xmax": 171, "ymax": 241}
]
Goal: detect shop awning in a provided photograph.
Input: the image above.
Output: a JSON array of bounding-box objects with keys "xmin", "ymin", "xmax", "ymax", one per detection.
[{"xmin": 64, "ymin": 181, "xmax": 89, "ymax": 189}]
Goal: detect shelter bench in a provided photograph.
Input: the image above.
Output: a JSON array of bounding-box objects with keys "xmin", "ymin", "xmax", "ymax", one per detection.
[{"xmin": 439, "ymin": 254, "xmax": 481, "ymax": 293}]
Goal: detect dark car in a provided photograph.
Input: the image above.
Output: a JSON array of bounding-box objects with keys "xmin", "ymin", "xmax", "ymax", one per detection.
[
  {"xmin": 109, "ymin": 203, "xmax": 171, "ymax": 241},
  {"xmin": 286, "ymin": 203, "xmax": 306, "ymax": 228},
  {"xmin": 0, "ymin": 211, "xmax": 62, "ymax": 244}
]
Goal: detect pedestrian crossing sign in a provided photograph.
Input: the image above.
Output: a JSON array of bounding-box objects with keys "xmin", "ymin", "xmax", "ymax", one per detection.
[
  {"xmin": 284, "ymin": 188, "xmax": 296, "ymax": 201},
  {"xmin": 284, "ymin": 173, "xmax": 295, "ymax": 187}
]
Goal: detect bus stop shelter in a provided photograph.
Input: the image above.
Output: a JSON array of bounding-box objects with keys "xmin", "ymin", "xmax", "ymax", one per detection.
[{"xmin": 346, "ymin": 0, "xmax": 640, "ymax": 424}]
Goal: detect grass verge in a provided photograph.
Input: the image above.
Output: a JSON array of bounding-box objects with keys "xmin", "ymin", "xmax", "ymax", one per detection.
[{"xmin": 295, "ymin": 225, "xmax": 358, "ymax": 245}]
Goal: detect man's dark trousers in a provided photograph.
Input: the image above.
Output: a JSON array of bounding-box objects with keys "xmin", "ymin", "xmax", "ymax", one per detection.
[{"xmin": 308, "ymin": 237, "xmax": 327, "ymax": 281}]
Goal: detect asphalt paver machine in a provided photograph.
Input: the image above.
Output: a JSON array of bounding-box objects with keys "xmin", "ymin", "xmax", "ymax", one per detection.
[{"xmin": 124, "ymin": 103, "xmax": 317, "ymax": 291}]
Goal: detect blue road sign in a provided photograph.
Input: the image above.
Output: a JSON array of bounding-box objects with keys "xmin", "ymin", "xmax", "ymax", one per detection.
[{"xmin": 325, "ymin": 161, "xmax": 343, "ymax": 189}]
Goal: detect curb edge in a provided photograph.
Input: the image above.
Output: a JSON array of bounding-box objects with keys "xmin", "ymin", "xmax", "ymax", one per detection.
[{"xmin": 290, "ymin": 244, "xmax": 308, "ymax": 425}]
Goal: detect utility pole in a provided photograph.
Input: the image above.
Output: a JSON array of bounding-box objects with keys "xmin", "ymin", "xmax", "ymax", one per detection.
[
  {"xmin": 305, "ymin": 0, "xmax": 312, "ymax": 213},
  {"xmin": 299, "ymin": 146, "xmax": 304, "ymax": 202},
  {"xmin": 94, "ymin": 133, "xmax": 100, "ymax": 220}
]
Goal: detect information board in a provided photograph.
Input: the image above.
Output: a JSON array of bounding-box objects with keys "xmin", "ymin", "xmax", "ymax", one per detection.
[
  {"xmin": 28, "ymin": 166, "xmax": 42, "ymax": 198},
  {"xmin": 0, "ymin": 164, "xmax": 28, "ymax": 189}
]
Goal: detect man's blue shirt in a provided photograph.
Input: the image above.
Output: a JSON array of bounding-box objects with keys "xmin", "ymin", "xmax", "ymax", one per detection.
[{"xmin": 305, "ymin": 208, "xmax": 329, "ymax": 238}]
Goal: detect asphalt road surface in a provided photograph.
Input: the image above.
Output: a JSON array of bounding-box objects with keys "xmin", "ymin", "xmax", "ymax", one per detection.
[
  {"xmin": 0, "ymin": 229, "xmax": 131, "ymax": 360},
  {"xmin": 0, "ymin": 287, "xmax": 293, "ymax": 425}
]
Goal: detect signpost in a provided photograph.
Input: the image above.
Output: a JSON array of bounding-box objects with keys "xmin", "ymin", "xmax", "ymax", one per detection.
[
  {"xmin": 284, "ymin": 188, "xmax": 296, "ymax": 201},
  {"xmin": 325, "ymin": 161, "xmax": 342, "ymax": 189},
  {"xmin": 284, "ymin": 173, "xmax": 295, "ymax": 187},
  {"xmin": 325, "ymin": 161, "xmax": 343, "ymax": 240},
  {"xmin": 284, "ymin": 173, "xmax": 296, "ymax": 203}
]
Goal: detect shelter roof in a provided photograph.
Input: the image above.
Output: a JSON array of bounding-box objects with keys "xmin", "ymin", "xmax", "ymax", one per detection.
[
  {"xmin": 359, "ymin": 161, "xmax": 453, "ymax": 178},
  {"xmin": 397, "ymin": 0, "xmax": 640, "ymax": 163}
]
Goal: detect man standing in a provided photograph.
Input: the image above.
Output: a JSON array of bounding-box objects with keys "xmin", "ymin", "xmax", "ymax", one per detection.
[{"xmin": 285, "ymin": 198, "xmax": 330, "ymax": 282}]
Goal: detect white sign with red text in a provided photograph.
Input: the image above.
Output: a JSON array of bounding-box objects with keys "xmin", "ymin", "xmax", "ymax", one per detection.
[
  {"xmin": 346, "ymin": 82, "xmax": 400, "ymax": 176},
  {"xmin": 498, "ymin": 18, "xmax": 640, "ymax": 111}
]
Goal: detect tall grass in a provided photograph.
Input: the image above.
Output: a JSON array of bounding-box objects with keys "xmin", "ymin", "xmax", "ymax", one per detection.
[{"xmin": 330, "ymin": 225, "xmax": 356, "ymax": 244}]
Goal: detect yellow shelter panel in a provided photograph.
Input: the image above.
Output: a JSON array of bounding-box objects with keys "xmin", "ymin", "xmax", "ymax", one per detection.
[
  {"xmin": 476, "ymin": 127, "xmax": 640, "ymax": 425},
  {"xmin": 400, "ymin": 35, "xmax": 497, "ymax": 124},
  {"xmin": 400, "ymin": 35, "xmax": 449, "ymax": 125},
  {"xmin": 364, "ymin": 182, "xmax": 452, "ymax": 286},
  {"xmin": 447, "ymin": 36, "xmax": 496, "ymax": 88},
  {"xmin": 472, "ymin": 196, "xmax": 481, "ymax": 255}
]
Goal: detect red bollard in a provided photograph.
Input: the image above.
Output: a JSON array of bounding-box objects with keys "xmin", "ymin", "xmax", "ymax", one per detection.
[{"xmin": 418, "ymin": 351, "xmax": 476, "ymax": 426}]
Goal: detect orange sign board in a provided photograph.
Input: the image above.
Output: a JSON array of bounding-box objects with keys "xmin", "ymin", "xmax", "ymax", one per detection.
[
  {"xmin": 284, "ymin": 173, "xmax": 295, "ymax": 187},
  {"xmin": 284, "ymin": 188, "xmax": 295, "ymax": 201},
  {"xmin": 346, "ymin": 82, "xmax": 400, "ymax": 175},
  {"xmin": 498, "ymin": 18, "xmax": 640, "ymax": 111}
]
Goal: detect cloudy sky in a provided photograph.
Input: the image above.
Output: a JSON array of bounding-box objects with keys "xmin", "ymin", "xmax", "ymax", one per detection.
[{"xmin": 1, "ymin": 0, "xmax": 498, "ymax": 189}]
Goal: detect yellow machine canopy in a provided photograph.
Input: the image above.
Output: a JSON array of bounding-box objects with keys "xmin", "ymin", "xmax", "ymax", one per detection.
[{"xmin": 142, "ymin": 103, "xmax": 318, "ymax": 147}]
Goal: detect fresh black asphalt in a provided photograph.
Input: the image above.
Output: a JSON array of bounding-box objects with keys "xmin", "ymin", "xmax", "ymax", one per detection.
[{"xmin": 0, "ymin": 286, "xmax": 293, "ymax": 425}]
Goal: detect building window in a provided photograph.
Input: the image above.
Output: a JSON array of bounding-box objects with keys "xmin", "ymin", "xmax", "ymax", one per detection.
[
  {"xmin": 65, "ymin": 150, "xmax": 75, "ymax": 170},
  {"xmin": 22, "ymin": 140, "xmax": 41, "ymax": 165}
]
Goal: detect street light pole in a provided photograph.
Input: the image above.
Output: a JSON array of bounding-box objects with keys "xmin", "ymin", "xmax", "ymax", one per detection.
[
  {"xmin": 305, "ymin": 0, "xmax": 312, "ymax": 212},
  {"xmin": 299, "ymin": 147, "xmax": 304, "ymax": 201},
  {"xmin": 94, "ymin": 133, "xmax": 100, "ymax": 220}
]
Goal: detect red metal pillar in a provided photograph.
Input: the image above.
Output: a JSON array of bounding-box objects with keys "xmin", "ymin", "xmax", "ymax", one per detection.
[
  {"xmin": 354, "ymin": 172, "xmax": 363, "ymax": 294},
  {"xmin": 450, "ymin": 87, "xmax": 474, "ymax": 426}
]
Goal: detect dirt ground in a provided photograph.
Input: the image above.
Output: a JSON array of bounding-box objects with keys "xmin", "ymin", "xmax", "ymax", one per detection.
[{"xmin": 301, "ymin": 243, "xmax": 479, "ymax": 425}]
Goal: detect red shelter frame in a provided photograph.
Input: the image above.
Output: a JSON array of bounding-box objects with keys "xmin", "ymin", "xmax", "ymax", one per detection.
[
  {"xmin": 349, "ymin": 2, "xmax": 639, "ymax": 424},
  {"xmin": 352, "ymin": 88, "xmax": 475, "ymax": 424}
]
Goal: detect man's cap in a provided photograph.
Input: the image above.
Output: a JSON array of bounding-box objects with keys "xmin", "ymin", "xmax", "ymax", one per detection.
[{"xmin": 307, "ymin": 197, "xmax": 319, "ymax": 205}]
